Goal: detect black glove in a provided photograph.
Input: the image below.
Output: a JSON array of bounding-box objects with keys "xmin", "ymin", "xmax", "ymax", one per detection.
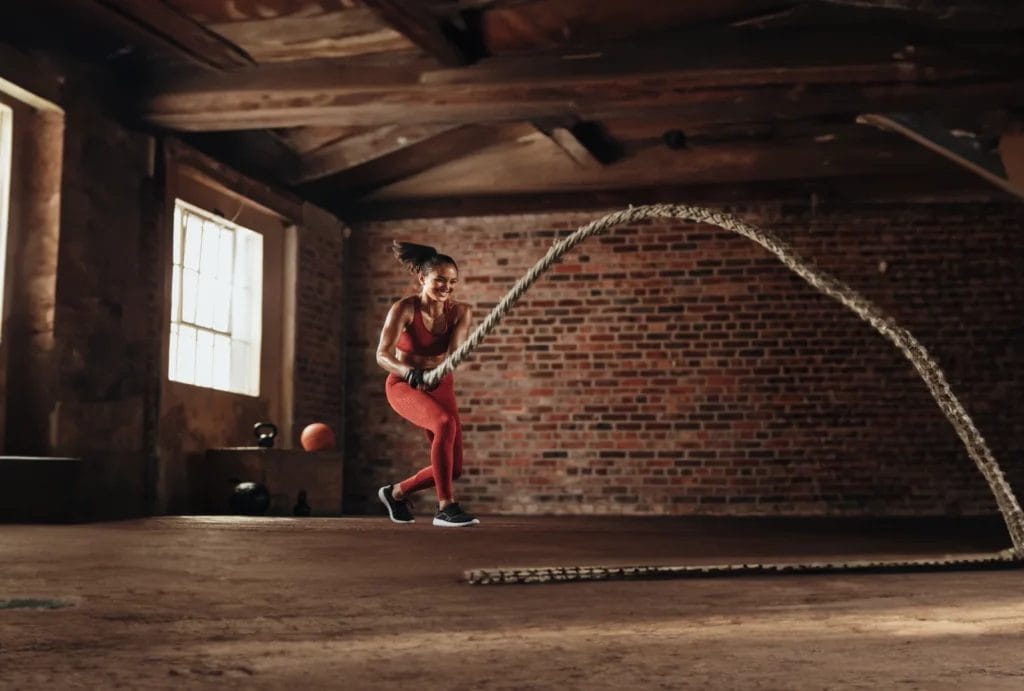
[{"xmin": 403, "ymin": 368, "xmax": 426, "ymax": 389}]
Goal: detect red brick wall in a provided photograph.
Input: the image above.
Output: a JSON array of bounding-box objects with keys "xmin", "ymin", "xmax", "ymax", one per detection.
[
  {"xmin": 293, "ymin": 217, "xmax": 346, "ymax": 447},
  {"xmin": 343, "ymin": 203, "xmax": 1024, "ymax": 517}
]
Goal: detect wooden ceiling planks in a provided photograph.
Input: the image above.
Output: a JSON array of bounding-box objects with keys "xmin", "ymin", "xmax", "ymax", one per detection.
[
  {"xmin": 301, "ymin": 121, "xmax": 540, "ymax": 196},
  {"xmin": 343, "ymin": 170, "xmax": 999, "ymax": 219},
  {"xmin": 3, "ymin": 0, "xmax": 1018, "ymax": 216},
  {"xmin": 271, "ymin": 126, "xmax": 374, "ymax": 156},
  {"xmin": 361, "ymin": 124, "xmax": 944, "ymax": 199},
  {"xmin": 361, "ymin": 0, "xmax": 480, "ymax": 66},
  {"xmin": 479, "ymin": 0, "xmax": 790, "ymax": 53},
  {"xmin": 0, "ymin": 0, "xmax": 255, "ymax": 71},
  {"xmin": 186, "ymin": 129, "xmax": 304, "ymax": 183},
  {"xmin": 288, "ymin": 123, "xmax": 460, "ymax": 183},
  {"xmin": 163, "ymin": 1, "xmax": 414, "ymax": 62},
  {"xmin": 93, "ymin": 0, "xmax": 256, "ymax": 69}
]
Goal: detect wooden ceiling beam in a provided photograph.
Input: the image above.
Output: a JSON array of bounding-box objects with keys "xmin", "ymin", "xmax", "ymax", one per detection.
[
  {"xmin": 287, "ymin": 124, "xmax": 459, "ymax": 184},
  {"xmin": 143, "ymin": 75, "xmax": 1024, "ymax": 132},
  {"xmin": 91, "ymin": 0, "xmax": 255, "ymax": 70},
  {"xmin": 192, "ymin": 129, "xmax": 304, "ymax": 186},
  {"xmin": 817, "ymin": 0, "xmax": 1023, "ymax": 21},
  {"xmin": 544, "ymin": 127, "xmax": 604, "ymax": 168},
  {"xmin": 858, "ymin": 112, "xmax": 1024, "ymax": 200},
  {"xmin": 1000, "ymin": 131, "xmax": 1024, "ymax": 191},
  {"xmin": 201, "ymin": 6, "xmax": 409, "ymax": 62},
  {"xmin": 359, "ymin": 126, "xmax": 945, "ymax": 200},
  {"xmin": 0, "ymin": 42, "xmax": 65, "ymax": 111},
  {"xmin": 361, "ymin": 0, "xmax": 478, "ymax": 66},
  {"xmin": 339, "ymin": 172, "xmax": 1001, "ymax": 221},
  {"xmin": 140, "ymin": 24, "xmax": 1024, "ymax": 130},
  {"xmin": 292, "ymin": 120, "xmax": 609, "ymax": 186},
  {"xmin": 300, "ymin": 122, "xmax": 538, "ymax": 198}
]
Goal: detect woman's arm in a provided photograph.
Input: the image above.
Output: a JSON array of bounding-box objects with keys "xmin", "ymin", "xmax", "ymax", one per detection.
[{"xmin": 376, "ymin": 300, "xmax": 413, "ymax": 377}]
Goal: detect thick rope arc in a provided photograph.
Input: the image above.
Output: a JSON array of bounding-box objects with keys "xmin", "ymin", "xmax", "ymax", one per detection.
[{"xmin": 423, "ymin": 204, "xmax": 1024, "ymax": 556}]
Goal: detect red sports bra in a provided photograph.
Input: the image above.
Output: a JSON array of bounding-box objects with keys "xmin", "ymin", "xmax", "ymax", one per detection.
[{"xmin": 396, "ymin": 299, "xmax": 455, "ymax": 357}]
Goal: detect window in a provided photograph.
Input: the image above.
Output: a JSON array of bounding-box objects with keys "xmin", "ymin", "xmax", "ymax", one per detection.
[
  {"xmin": 0, "ymin": 103, "xmax": 12, "ymax": 337},
  {"xmin": 168, "ymin": 199, "xmax": 263, "ymax": 396}
]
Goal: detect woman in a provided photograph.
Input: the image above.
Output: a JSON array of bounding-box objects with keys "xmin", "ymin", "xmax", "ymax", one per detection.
[{"xmin": 375, "ymin": 240, "xmax": 479, "ymax": 527}]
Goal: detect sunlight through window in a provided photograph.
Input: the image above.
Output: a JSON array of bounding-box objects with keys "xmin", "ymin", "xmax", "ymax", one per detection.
[
  {"xmin": 169, "ymin": 199, "xmax": 262, "ymax": 396},
  {"xmin": 0, "ymin": 103, "xmax": 12, "ymax": 342}
]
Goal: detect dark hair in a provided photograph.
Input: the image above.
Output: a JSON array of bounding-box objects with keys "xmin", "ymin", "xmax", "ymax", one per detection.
[{"xmin": 392, "ymin": 240, "xmax": 458, "ymax": 275}]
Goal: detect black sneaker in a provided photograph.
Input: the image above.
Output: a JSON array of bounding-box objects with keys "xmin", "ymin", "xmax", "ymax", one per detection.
[
  {"xmin": 432, "ymin": 503, "xmax": 480, "ymax": 528},
  {"xmin": 378, "ymin": 485, "xmax": 415, "ymax": 524}
]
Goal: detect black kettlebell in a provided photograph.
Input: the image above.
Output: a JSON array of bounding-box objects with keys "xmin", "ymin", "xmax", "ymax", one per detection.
[
  {"xmin": 253, "ymin": 421, "xmax": 278, "ymax": 448},
  {"xmin": 229, "ymin": 481, "xmax": 271, "ymax": 515}
]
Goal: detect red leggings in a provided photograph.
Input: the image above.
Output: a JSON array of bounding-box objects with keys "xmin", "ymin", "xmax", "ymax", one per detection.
[{"xmin": 385, "ymin": 373, "xmax": 463, "ymax": 502}]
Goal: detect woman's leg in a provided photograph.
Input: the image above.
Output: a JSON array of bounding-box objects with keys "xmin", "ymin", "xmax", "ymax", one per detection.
[
  {"xmin": 425, "ymin": 376, "xmax": 463, "ymax": 481},
  {"xmin": 386, "ymin": 375, "xmax": 460, "ymax": 502}
]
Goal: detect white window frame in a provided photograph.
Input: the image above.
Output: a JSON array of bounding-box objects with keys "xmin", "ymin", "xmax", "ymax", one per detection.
[
  {"xmin": 0, "ymin": 103, "xmax": 12, "ymax": 341},
  {"xmin": 168, "ymin": 198, "xmax": 263, "ymax": 396}
]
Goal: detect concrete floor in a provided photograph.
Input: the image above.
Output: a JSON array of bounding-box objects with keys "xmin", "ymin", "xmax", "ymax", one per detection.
[{"xmin": 2, "ymin": 515, "xmax": 1023, "ymax": 689}]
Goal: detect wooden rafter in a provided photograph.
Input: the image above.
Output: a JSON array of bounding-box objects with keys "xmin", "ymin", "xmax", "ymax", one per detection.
[
  {"xmin": 0, "ymin": 43, "xmax": 64, "ymax": 111},
  {"xmin": 818, "ymin": 0, "xmax": 1023, "ymax": 19},
  {"xmin": 545, "ymin": 127, "xmax": 604, "ymax": 168},
  {"xmin": 288, "ymin": 124, "xmax": 459, "ymax": 184},
  {"xmin": 361, "ymin": 0, "xmax": 477, "ymax": 67},
  {"xmin": 857, "ymin": 113, "xmax": 1024, "ymax": 200},
  {"xmin": 291, "ymin": 120, "xmax": 609, "ymax": 186},
  {"xmin": 200, "ymin": 6, "xmax": 409, "ymax": 62},
  {"xmin": 140, "ymin": 25, "xmax": 1024, "ymax": 131},
  {"xmin": 360, "ymin": 124, "xmax": 942, "ymax": 200},
  {"xmin": 186, "ymin": 130, "xmax": 304, "ymax": 188},
  {"xmin": 144, "ymin": 72, "xmax": 1024, "ymax": 132},
  {"xmin": 1000, "ymin": 132, "xmax": 1024, "ymax": 190},
  {"xmin": 342, "ymin": 171, "xmax": 997, "ymax": 220},
  {"xmin": 92, "ymin": 0, "xmax": 254, "ymax": 70},
  {"xmin": 301, "ymin": 122, "xmax": 537, "ymax": 197}
]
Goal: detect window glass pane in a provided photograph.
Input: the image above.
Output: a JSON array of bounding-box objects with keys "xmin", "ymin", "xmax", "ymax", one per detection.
[
  {"xmin": 195, "ymin": 273, "xmax": 216, "ymax": 328},
  {"xmin": 176, "ymin": 324, "xmax": 197, "ymax": 383},
  {"xmin": 230, "ymin": 339, "xmax": 250, "ymax": 393},
  {"xmin": 168, "ymin": 323, "xmax": 179, "ymax": 381},
  {"xmin": 200, "ymin": 220, "xmax": 219, "ymax": 276},
  {"xmin": 213, "ymin": 278, "xmax": 231, "ymax": 332},
  {"xmin": 213, "ymin": 334, "xmax": 231, "ymax": 390},
  {"xmin": 170, "ymin": 265, "xmax": 181, "ymax": 322},
  {"xmin": 181, "ymin": 268, "xmax": 199, "ymax": 324},
  {"xmin": 218, "ymin": 228, "xmax": 233, "ymax": 280},
  {"xmin": 183, "ymin": 213, "xmax": 203, "ymax": 270},
  {"xmin": 0, "ymin": 105, "xmax": 12, "ymax": 344},
  {"xmin": 195, "ymin": 329, "xmax": 214, "ymax": 387},
  {"xmin": 232, "ymin": 286, "xmax": 251, "ymax": 342},
  {"xmin": 172, "ymin": 206, "xmax": 182, "ymax": 266},
  {"xmin": 249, "ymin": 339, "xmax": 261, "ymax": 396},
  {"xmin": 234, "ymin": 231, "xmax": 252, "ymax": 288},
  {"xmin": 250, "ymin": 233, "xmax": 263, "ymax": 287}
]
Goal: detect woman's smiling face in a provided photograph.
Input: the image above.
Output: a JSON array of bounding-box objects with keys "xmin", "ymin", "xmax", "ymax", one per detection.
[{"xmin": 420, "ymin": 263, "xmax": 459, "ymax": 302}]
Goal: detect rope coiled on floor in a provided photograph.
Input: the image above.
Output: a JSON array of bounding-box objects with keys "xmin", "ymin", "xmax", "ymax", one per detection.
[
  {"xmin": 466, "ymin": 550, "xmax": 1023, "ymax": 585},
  {"xmin": 423, "ymin": 204, "xmax": 1024, "ymax": 559}
]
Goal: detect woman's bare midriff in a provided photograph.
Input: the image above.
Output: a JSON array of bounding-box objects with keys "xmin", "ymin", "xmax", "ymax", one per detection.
[{"xmin": 396, "ymin": 351, "xmax": 446, "ymax": 371}]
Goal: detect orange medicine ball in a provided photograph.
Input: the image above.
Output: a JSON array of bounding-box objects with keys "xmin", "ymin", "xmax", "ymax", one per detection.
[{"xmin": 300, "ymin": 422, "xmax": 336, "ymax": 452}]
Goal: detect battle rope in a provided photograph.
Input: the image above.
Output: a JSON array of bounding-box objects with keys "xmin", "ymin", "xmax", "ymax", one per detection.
[
  {"xmin": 466, "ymin": 550, "xmax": 1022, "ymax": 585},
  {"xmin": 418, "ymin": 204, "xmax": 1024, "ymax": 581}
]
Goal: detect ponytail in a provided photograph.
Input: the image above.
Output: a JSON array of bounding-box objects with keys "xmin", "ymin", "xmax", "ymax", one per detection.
[{"xmin": 392, "ymin": 240, "xmax": 459, "ymax": 275}]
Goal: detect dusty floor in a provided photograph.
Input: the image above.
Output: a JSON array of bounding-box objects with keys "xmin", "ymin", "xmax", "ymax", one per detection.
[{"xmin": 2, "ymin": 515, "xmax": 1023, "ymax": 689}]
